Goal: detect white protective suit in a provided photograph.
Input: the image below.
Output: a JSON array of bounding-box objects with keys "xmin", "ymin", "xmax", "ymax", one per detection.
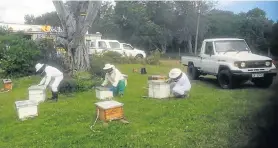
[
  {"xmin": 170, "ymin": 72, "xmax": 191, "ymax": 96},
  {"xmin": 101, "ymin": 67, "xmax": 125, "ymax": 87},
  {"xmin": 39, "ymin": 65, "xmax": 64, "ymax": 92}
]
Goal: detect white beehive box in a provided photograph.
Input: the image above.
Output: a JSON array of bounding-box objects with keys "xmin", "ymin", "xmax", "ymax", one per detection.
[
  {"xmin": 95, "ymin": 86, "xmax": 113, "ymax": 100},
  {"xmin": 15, "ymin": 100, "xmax": 38, "ymax": 121},
  {"xmin": 28, "ymin": 85, "xmax": 46, "ymax": 103},
  {"xmin": 148, "ymin": 80, "xmax": 170, "ymax": 99}
]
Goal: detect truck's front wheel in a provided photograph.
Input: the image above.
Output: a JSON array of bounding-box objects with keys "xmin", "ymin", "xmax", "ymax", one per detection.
[
  {"xmin": 218, "ymin": 70, "xmax": 239, "ymax": 89},
  {"xmin": 187, "ymin": 64, "xmax": 200, "ymax": 80},
  {"xmin": 252, "ymin": 76, "xmax": 273, "ymax": 88}
]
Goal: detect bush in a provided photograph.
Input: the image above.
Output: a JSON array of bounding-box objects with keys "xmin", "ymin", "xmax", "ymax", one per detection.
[
  {"xmin": 58, "ymin": 71, "xmax": 102, "ymax": 94},
  {"xmin": 36, "ymin": 39, "xmax": 69, "ymax": 73},
  {"xmin": 0, "ymin": 33, "xmax": 41, "ymax": 77},
  {"xmin": 145, "ymin": 49, "xmax": 161, "ymax": 65}
]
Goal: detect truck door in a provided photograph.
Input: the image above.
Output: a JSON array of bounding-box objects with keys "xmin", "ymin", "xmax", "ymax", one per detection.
[
  {"xmin": 200, "ymin": 41, "xmax": 216, "ymax": 73},
  {"xmin": 97, "ymin": 40, "xmax": 109, "ymax": 54},
  {"xmin": 108, "ymin": 41, "xmax": 123, "ymax": 55}
]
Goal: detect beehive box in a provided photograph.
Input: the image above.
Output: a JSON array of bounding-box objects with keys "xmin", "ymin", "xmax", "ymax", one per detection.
[
  {"xmin": 148, "ymin": 75, "xmax": 167, "ymax": 81},
  {"xmin": 3, "ymin": 79, "xmax": 12, "ymax": 90},
  {"xmin": 95, "ymin": 86, "xmax": 113, "ymax": 100},
  {"xmin": 28, "ymin": 85, "xmax": 46, "ymax": 103},
  {"xmin": 148, "ymin": 80, "xmax": 170, "ymax": 99},
  {"xmin": 95, "ymin": 100, "xmax": 124, "ymax": 122},
  {"xmin": 15, "ymin": 100, "xmax": 38, "ymax": 121}
]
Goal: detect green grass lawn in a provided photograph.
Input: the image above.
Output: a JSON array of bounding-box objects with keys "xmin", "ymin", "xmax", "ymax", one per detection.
[{"xmin": 0, "ymin": 61, "xmax": 267, "ymax": 148}]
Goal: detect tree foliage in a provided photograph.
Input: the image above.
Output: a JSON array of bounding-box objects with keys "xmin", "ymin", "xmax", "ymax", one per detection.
[
  {"xmin": 0, "ymin": 31, "xmax": 41, "ymax": 77},
  {"xmin": 24, "ymin": 1, "xmax": 278, "ymax": 56}
]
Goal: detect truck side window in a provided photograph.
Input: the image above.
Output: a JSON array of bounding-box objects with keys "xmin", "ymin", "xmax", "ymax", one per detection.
[
  {"xmin": 205, "ymin": 42, "xmax": 214, "ymax": 55},
  {"xmin": 98, "ymin": 41, "xmax": 107, "ymax": 49}
]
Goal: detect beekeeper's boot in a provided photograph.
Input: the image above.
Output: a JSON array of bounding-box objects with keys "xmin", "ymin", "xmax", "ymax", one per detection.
[{"xmin": 52, "ymin": 92, "xmax": 58, "ymax": 102}]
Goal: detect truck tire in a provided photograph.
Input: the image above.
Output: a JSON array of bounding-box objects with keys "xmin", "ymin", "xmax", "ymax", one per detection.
[
  {"xmin": 135, "ymin": 54, "xmax": 143, "ymax": 59},
  {"xmin": 252, "ymin": 76, "xmax": 273, "ymax": 88},
  {"xmin": 217, "ymin": 69, "xmax": 239, "ymax": 89},
  {"xmin": 187, "ymin": 64, "xmax": 200, "ymax": 80}
]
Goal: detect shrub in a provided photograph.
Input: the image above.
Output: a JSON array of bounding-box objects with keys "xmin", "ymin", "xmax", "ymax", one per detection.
[
  {"xmin": 0, "ymin": 33, "xmax": 41, "ymax": 77},
  {"xmin": 58, "ymin": 71, "xmax": 102, "ymax": 94},
  {"xmin": 36, "ymin": 39, "xmax": 69, "ymax": 73},
  {"xmin": 145, "ymin": 49, "xmax": 161, "ymax": 65}
]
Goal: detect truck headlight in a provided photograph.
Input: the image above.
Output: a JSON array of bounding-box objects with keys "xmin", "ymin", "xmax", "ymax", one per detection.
[
  {"xmin": 240, "ymin": 62, "xmax": 246, "ymax": 68},
  {"xmin": 265, "ymin": 61, "xmax": 271, "ymax": 66}
]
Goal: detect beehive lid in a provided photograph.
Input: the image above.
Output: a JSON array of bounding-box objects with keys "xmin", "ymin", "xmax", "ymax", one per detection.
[
  {"xmin": 15, "ymin": 100, "xmax": 38, "ymax": 108},
  {"xmin": 3, "ymin": 79, "xmax": 12, "ymax": 83},
  {"xmin": 95, "ymin": 100, "xmax": 123, "ymax": 110},
  {"xmin": 95, "ymin": 86, "xmax": 111, "ymax": 91},
  {"xmin": 148, "ymin": 80, "xmax": 167, "ymax": 84},
  {"xmin": 28, "ymin": 85, "xmax": 46, "ymax": 90}
]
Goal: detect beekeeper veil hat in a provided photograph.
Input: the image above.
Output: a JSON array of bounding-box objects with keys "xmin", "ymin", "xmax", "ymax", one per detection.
[{"xmin": 169, "ymin": 68, "xmax": 182, "ymax": 79}]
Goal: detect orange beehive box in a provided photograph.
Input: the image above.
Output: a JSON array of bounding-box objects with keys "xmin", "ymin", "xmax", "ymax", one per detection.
[
  {"xmin": 3, "ymin": 79, "xmax": 12, "ymax": 90},
  {"xmin": 95, "ymin": 100, "xmax": 124, "ymax": 122}
]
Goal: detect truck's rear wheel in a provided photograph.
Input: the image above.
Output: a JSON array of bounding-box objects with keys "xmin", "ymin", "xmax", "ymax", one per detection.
[
  {"xmin": 218, "ymin": 69, "xmax": 239, "ymax": 89},
  {"xmin": 252, "ymin": 76, "xmax": 273, "ymax": 88},
  {"xmin": 135, "ymin": 54, "xmax": 143, "ymax": 59},
  {"xmin": 187, "ymin": 64, "xmax": 200, "ymax": 80}
]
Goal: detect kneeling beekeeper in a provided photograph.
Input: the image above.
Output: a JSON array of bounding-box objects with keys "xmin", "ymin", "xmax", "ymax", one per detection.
[
  {"xmin": 167, "ymin": 68, "xmax": 191, "ymax": 98},
  {"xmin": 101, "ymin": 64, "xmax": 126, "ymax": 97},
  {"xmin": 35, "ymin": 63, "xmax": 64, "ymax": 102}
]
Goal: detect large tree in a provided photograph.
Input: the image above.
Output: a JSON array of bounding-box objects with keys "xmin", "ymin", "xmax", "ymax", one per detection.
[{"xmin": 52, "ymin": 0, "xmax": 101, "ymax": 72}]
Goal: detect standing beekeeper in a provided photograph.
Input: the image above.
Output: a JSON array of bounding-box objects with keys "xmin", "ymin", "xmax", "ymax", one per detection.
[
  {"xmin": 101, "ymin": 63, "xmax": 126, "ymax": 97},
  {"xmin": 35, "ymin": 63, "xmax": 64, "ymax": 102},
  {"xmin": 167, "ymin": 68, "xmax": 191, "ymax": 98}
]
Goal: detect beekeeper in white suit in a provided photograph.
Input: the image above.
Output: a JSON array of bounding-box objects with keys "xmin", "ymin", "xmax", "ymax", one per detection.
[
  {"xmin": 167, "ymin": 68, "xmax": 191, "ymax": 98},
  {"xmin": 101, "ymin": 63, "xmax": 127, "ymax": 97},
  {"xmin": 35, "ymin": 63, "xmax": 64, "ymax": 102}
]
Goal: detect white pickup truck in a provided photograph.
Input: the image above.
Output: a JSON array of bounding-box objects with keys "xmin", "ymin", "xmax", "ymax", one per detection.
[
  {"xmin": 88, "ymin": 39, "xmax": 146, "ymax": 58},
  {"xmin": 181, "ymin": 38, "xmax": 277, "ymax": 89}
]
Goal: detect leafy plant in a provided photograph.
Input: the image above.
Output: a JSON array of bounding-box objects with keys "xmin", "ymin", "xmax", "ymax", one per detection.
[{"xmin": 0, "ymin": 33, "xmax": 41, "ymax": 77}]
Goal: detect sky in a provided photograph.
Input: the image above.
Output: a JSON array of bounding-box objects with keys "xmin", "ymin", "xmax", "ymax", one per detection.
[{"xmin": 0, "ymin": 0, "xmax": 277, "ymax": 24}]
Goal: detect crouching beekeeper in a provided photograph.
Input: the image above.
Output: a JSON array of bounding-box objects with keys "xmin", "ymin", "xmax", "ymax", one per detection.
[
  {"xmin": 35, "ymin": 63, "xmax": 64, "ymax": 102},
  {"xmin": 167, "ymin": 68, "xmax": 191, "ymax": 98},
  {"xmin": 101, "ymin": 64, "xmax": 126, "ymax": 97}
]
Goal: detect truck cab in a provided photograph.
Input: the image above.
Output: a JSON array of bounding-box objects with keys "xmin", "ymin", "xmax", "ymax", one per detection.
[{"xmin": 181, "ymin": 38, "xmax": 277, "ymax": 89}]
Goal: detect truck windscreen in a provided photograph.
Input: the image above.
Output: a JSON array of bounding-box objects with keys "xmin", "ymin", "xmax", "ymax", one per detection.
[{"xmin": 214, "ymin": 40, "xmax": 249, "ymax": 52}]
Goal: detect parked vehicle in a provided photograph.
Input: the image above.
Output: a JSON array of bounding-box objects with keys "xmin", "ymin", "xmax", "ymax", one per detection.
[
  {"xmin": 181, "ymin": 38, "xmax": 277, "ymax": 89},
  {"xmin": 120, "ymin": 43, "xmax": 146, "ymax": 58},
  {"xmin": 88, "ymin": 40, "xmax": 146, "ymax": 58}
]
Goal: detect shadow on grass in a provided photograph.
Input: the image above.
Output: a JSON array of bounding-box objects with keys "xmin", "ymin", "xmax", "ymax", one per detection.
[
  {"xmin": 227, "ymin": 77, "xmax": 278, "ymax": 148},
  {"xmin": 196, "ymin": 76, "xmax": 270, "ymax": 90}
]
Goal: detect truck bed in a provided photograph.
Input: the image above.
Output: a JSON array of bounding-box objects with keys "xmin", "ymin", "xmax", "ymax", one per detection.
[{"xmin": 181, "ymin": 55, "xmax": 201, "ymax": 66}]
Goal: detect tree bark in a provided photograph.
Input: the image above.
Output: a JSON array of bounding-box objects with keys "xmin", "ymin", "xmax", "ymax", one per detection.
[{"xmin": 52, "ymin": 0, "xmax": 101, "ymax": 73}]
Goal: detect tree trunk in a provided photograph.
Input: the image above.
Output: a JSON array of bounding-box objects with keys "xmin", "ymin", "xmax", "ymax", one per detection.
[
  {"xmin": 187, "ymin": 35, "xmax": 193, "ymax": 54},
  {"xmin": 53, "ymin": 1, "xmax": 101, "ymax": 73}
]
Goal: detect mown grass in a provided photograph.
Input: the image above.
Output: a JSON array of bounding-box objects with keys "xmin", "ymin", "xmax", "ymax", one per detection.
[{"xmin": 0, "ymin": 61, "xmax": 267, "ymax": 148}]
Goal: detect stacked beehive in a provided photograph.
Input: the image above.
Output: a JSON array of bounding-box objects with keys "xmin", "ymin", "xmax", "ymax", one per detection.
[{"xmin": 14, "ymin": 85, "xmax": 46, "ymax": 121}]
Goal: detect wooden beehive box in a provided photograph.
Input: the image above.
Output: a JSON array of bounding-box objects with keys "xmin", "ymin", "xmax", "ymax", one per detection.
[
  {"xmin": 95, "ymin": 86, "xmax": 113, "ymax": 100},
  {"xmin": 28, "ymin": 85, "xmax": 46, "ymax": 103},
  {"xmin": 148, "ymin": 75, "xmax": 167, "ymax": 81},
  {"xmin": 95, "ymin": 100, "xmax": 124, "ymax": 122},
  {"xmin": 148, "ymin": 80, "xmax": 170, "ymax": 99},
  {"xmin": 15, "ymin": 100, "xmax": 38, "ymax": 121},
  {"xmin": 3, "ymin": 79, "xmax": 12, "ymax": 90}
]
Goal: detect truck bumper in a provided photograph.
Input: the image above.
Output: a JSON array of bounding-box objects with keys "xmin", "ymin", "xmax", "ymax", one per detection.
[{"xmin": 230, "ymin": 69, "xmax": 277, "ymax": 79}]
